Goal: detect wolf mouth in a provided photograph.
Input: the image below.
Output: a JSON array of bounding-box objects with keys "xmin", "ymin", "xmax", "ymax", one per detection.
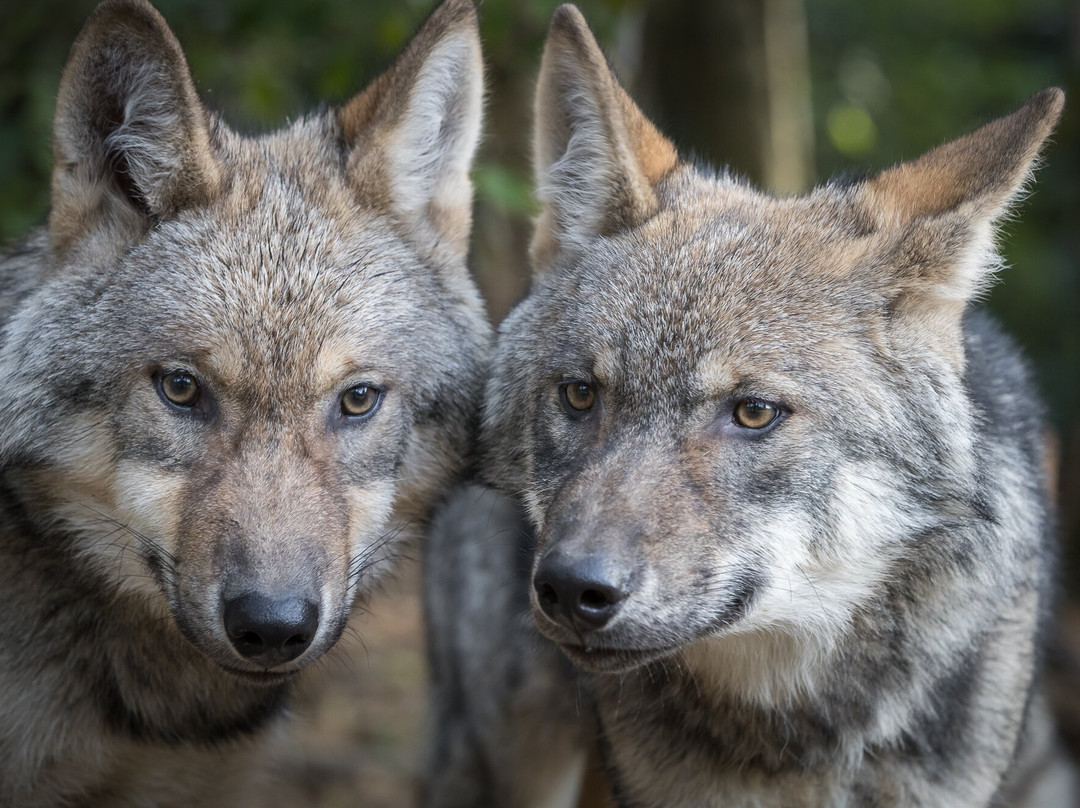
[
  {"xmin": 216, "ymin": 663, "xmax": 301, "ymax": 686},
  {"xmin": 557, "ymin": 641, "xmax": 677, "ymax": 673}
]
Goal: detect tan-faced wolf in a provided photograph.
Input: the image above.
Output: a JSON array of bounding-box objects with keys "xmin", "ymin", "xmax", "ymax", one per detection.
[
  {"xmin": 424, "ymin": 5, "xmax": 1077, "ymax": 807},
  {"xmin": 0, "ymin": 0, "xmax": 488, "ymax": 804}
]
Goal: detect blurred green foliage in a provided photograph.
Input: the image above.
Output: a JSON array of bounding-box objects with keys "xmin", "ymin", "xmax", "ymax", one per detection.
[
  {"xmin": 807, "ymin": 0, "xmax": 1080, "ymax": 566},
  {"xmin": 0, "ymin": 0, "xmax": 1077, "ymax": 560},
  {"xmin": 810, "ymin": 0, "xmax": 1077, "ymax": 421}
]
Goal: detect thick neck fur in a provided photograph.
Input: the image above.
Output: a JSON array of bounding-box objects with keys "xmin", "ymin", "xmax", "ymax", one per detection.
[{"xmin": 590, "ymin": 564, "xmax": 1043, "ymax": 807}]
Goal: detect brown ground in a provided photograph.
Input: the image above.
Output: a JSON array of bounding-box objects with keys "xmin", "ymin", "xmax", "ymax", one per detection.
[
  {"xmin": 1050, "ymin": 601, "xmax": 1080, "ymax": 762},
  {"xmin": 264, "ymin": 561, "xmax": 427, "ymax": 808}
]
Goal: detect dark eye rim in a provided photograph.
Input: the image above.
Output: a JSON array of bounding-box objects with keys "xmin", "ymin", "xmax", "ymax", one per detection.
[
  {"xmin": 339, "ymin": 383, "xmax": 385, "ymax": 421},
  {"xmin": 153, "ymin": 369, "xmax": 204, "ymax": 414},
  {"xmin": 731, "ymin": 398, "xmax": 786, "ymax": 432},
  {"xmin": 558, "ymin": 379, "xmax": 597, "ymax": 417}
]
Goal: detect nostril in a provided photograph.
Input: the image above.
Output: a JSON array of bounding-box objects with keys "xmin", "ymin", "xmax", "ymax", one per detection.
[
  {"xmin": 571, "ymin": 582, "xmax": 626, "ymax": 629},
  {"xmin": 283, "ymin": 631, "xmax": 311, "ymax": 650},
  {"xmin": 579, "ymin": 588, "xmax": 612, "ymax": 610},
  {"xmin": 538, "ymin": 582, "xmax": 559, "ymax": 609},
  {"xmin": 233, "ymin": 630, "xmax": 263, "ymax": 648}
]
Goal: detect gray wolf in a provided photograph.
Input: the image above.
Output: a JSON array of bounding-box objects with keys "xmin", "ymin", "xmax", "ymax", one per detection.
[
  {"xmin": 424, "ymin": 5, "xmax": 1076, "ymax": 806},
  {"xmin": 0, "ymin": 0, "xmax": 488, "ymax": 804}
]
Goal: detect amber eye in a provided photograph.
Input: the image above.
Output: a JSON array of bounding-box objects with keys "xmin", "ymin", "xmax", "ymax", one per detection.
[
  {"xmin": 341, "ymin": 384, "xmax": 382, "ymax": 419},
  {"xmin": 733, "ymin": 399, "xmax": 780, "ymax": 430},
  {"xmin": 560, "ymin": 380, "xmax": 596, "ymax": 413},
  {"xmin": 158, "ymin": 371, "xmax": 201, "ymax": 409}
]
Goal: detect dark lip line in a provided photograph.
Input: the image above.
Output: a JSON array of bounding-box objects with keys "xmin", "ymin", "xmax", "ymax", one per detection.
[
  {"xmin": 216, "ymin": 664, "xmax": 301, "ymax": 684},
  {"xmin": 536, "ymin": 614, "xmax": 680, "ymax": 660},
  {"xmin": 557, "ymin": 642, "xmax": 681, "ymax": 674},
  {"xmin": 559, "ymin": 642, "xmax": 675, "ymax": 658}
]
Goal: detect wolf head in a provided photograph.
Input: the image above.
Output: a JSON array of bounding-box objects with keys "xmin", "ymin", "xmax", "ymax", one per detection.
[
  {"xmin": 0, "ymin": 0, "xmax": 488, "ymax": 679},
  {"xmin": 484, "ymin": 5, "xmax": 1063, "ymax": 675}
]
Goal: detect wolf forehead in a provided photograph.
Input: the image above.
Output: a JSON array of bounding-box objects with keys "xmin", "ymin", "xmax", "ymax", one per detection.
[
  {"xmin": 523, "ymin": 173, "xmax": 893, "ymax": 382},
  {"xmin": 77, "ymin": 119, "xmax": 471, "ymax": 381}
]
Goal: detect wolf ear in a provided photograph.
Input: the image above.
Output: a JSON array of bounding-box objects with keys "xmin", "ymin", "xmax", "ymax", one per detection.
[
  {"xmin": 340, "ymin": 0, "xmax": 483, "ymax": 265},
  {"xmin": 860, "ymin": 89, "xmax": 1063, "ymax": 361},
  {"xmin": 50, "ymin": 0, "xmax": 222, "ymax": 254},
  {"xmin": 531, "ymin": 4, "xmax": 678, "ymax": 271}
]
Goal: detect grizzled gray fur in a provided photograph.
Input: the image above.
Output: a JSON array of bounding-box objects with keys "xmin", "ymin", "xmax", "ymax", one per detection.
[
  {"xmin": 424, "ymin": 5, "xmax": 1076, "ymax": 807},
  {"xmin": 0, "ymin": 0, "xmax": 489, "ymax": 804}
]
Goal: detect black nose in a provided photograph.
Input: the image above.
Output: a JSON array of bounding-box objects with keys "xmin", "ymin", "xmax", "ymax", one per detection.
[
  {"xmin": 223, "ymin": 593, "xmax": 319, "ymax": 668},
  {"xmin": 533, "ymin": 552, "xmax": 628, "ymax": 631}
]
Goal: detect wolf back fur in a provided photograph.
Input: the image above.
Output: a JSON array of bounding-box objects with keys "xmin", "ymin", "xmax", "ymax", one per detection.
[
  {"xmin": 0, "ymin": 0, "xmax": 489, "ymax": 805},
  {"xmin": 424, "ymin": 5, "xmax": 1076, "ymax": 807}
]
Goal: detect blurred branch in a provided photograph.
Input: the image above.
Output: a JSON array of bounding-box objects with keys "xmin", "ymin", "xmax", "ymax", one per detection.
[
  {"xmin": 762, "ymin": 0, "xmax": 814, "ymax": 193},
  {"xmin": 637, "ymin": 0, "xmax": 814, "ymax": 193}
]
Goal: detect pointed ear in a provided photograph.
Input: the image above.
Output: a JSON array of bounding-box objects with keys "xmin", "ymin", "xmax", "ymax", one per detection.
[
  {"xmin": 50, "ymin": 0, "xmax": 222, "ymax": 254},
  {"xmin": 861, "ymin": 89, "xmax": 1063, "ymax": 323},
  {"xmin": 856, "ymin": 89, "xmax": 1064, "ymax": 367},
  {"xmin": 339, "ymin": 0, "xmax": 483, "ymax": 265},
  {"xmin": 531, "ymin": 4, "xmax": 678, "ymax": 270},
  {"xmin": 867, "ymin": 89, "xmax": 1063, "ymax": 228}
]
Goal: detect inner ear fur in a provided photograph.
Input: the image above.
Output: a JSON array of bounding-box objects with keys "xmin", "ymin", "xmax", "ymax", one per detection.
[
  {"xmin": 338, "ymin": 0, "xmax": 483, "ymax": 265},
  {"xmin": 50, "ymin": 0, "xmax": 222, "ymax": 254},
  {"xmin": 864, "ymin": 89, "xmax": 1063, "ymax": 298},
  {"xmin": 530, "ymin": 4, "xmax": 678, "ymax": 271},
  {"xmin": 859, "ymin": 89, "xmax": 1064, "ymax": 366}
]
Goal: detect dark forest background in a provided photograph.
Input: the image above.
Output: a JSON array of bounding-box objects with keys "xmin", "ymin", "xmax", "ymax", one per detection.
[{"xmin": 1, "ymin": 2, "xmax": 1078, "ymax": 803}]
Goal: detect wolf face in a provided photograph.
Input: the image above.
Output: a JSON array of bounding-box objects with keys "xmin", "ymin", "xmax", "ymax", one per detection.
[
  {"xmin": 484, "ymin": 5, "xmax": 1062, "ymax": 682},
  {"xmin": 0, "ymin": 0, "xmax": 488, "ymax": 680}
]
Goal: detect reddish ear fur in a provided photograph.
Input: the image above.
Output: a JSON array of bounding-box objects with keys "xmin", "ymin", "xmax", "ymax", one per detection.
[
  {"xmin": 865, "ymin": 88, "xmax": 1064, "ymax": 228},
  {"xmin": 531, "ymin": 4, "xmax": 678, "ymax": 270}
]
